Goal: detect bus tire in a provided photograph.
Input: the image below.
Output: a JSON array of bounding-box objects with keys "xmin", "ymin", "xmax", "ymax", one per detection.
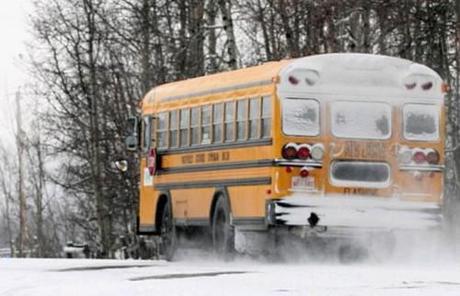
[
  {"xmin": 159, "ymin": 201, "xmax": 176, "ymax": 261},
  {"xmin": 211, "ymin": 196, "xmax": 235, "ymax": 259}
]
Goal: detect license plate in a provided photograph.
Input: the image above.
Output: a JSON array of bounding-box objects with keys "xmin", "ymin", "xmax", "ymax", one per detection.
[{"xmin": 292, "ymin": 176, "xmax": 315, "ymax": 191}]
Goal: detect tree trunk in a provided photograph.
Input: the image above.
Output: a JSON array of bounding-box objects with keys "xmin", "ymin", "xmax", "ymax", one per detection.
[
  {"xmin": 188, "ymin": 0, "xmax": 205, "ymax": 76},
  {"xmin": 83, "ymin": 0, "xmax": 110, "ymax": 258},
  {"xmin": 206, "ymin": 0, "xmax": 218, "ymax": 73},
  {"xmin": 16, "ymin": 90, "xmax": 27, "ymax": 258},
  {"xmin": 140, "ymin": 0, "xmax": 152, "ymax": 93},
  {"xmin": 33, "ymin": 135, "xmax": 45, "ymax": 257},
  {"xmin": 361, "ymin": 0, "xmax": 371, "ymax": 53},
  {"xmin": 0, "ymin": 158, "xmax": 14, "ymax": 256},
  {"xmin": 278, "ymin": 0, "xmax": 299, "ymax": 57},
  {"xmin": 218, "ymin": 0, "xmax": 238, "ymax": 69}
]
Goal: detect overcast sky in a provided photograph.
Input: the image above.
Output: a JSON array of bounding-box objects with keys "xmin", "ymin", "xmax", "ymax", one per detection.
[{"xmin": 0, "ymin": 0, "xmax": 32, "ymax": 150}]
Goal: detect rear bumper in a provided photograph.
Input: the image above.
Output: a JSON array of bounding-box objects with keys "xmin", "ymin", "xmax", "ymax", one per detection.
[{"xmin": 267, "ymin": 194, "xmax": 442, "ymax": 231}]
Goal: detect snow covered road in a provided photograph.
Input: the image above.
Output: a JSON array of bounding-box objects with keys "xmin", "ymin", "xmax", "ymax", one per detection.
[{"xmin": 1, "ymin": 256, "xmax": 460, "ymax": 296}]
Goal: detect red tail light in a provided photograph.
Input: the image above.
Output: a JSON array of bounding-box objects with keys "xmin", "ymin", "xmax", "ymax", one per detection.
[
  {"xmin": 282, "ymin": 144, "xmax": 297, "ymax": 159},
  {"xmin": 426, "ymin": 150, "xmax": 440, "ymax": 164},
  {"xmin": 300, "ymin": 168, "xmax": 309, "ymax": 178},
  {"xmin": 282, "ymin": 142, "xmax": 324, "ymax": 161},
  {"xmin": 413, "ymin": 151, "xmax": 426, "ymax": 164},
  {"xmin": 297, "ymin": 145, "xmax": 310, "ymax": 159}
]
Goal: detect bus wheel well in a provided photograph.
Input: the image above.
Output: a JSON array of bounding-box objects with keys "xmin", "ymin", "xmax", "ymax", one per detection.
[{"xmin": 156, "ymin": 194, "xmax": 169, "ymax": 231}]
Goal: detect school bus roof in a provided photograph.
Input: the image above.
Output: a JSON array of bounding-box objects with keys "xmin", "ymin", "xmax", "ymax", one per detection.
[
  {"xmin": 142, "ymin": 60, "xmax": 291, "ymax": 108},
  {"xmin": 142, "ymin": 53, "xmax": 444, "ymax": 110}
]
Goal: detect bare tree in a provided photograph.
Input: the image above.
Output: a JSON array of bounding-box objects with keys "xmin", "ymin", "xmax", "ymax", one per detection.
[
  {"xmin": 0, "ymin": 146, "xmax": 16, "ymax": 255},
  {"xmin": 26, "ymin": 0, "xmax": 460, "ymax": 258},
  {"xmin": 219, "ymin": 0, "xmax": 239, "ymax": 69}
]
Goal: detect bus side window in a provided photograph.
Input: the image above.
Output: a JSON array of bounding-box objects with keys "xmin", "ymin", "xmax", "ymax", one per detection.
[
  {"xmin": 169, "ymin": 110, "xmax": 178, "ymax": 148},
  {"xmin": 157, "ymin": 112, "xmax": 168, "ymax": 149},
  {"xmin": 201, "ymin": 105, "xmax": 211, "ymax": 144},
  {"xmin": 142, "ymin": 115, "xmax": 152, "ymax": 152},
  {"xmin": 225, "ymin": 101, "xmax": 235, "ymax": 142},
  {"xmin": 249, "ymin": 98, "xmax": 260, "ymax": 139},
  {"xmin": 180, "ymin": 109, "xmax": 190, "ymax": 147},
  {"xmin": 262, "ymin": 96, "xmax": 271, "ymax": 138},
  {"xmin": 191, "ymin": 107, "xmax": 200, "ymax": 145},
  {"xmin": 237, "ymin": 99, "xmax": 248, "ymax": 141},
  {"xmin": 213, "ymin": 103, "xmax": 223, "ymax": 143}
]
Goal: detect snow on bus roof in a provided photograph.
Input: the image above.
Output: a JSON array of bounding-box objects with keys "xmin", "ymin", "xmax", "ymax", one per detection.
[
  {"xmin": 142, "ymin": 60, "xmax": 289, "ymax": 107},
  {"xmin": 278, "ymin": 53, "xmax": 443, "ymax": 99},
  {"xmin": 143, "ymin": 53, "xmax": 444, "ymax": 109}
]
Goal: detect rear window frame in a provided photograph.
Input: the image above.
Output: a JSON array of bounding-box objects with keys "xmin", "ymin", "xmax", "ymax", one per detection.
[
  {"xmin": 330, "ymin": 100, "xmax": 392, "ymax": 140},
  {"xmin": 402, "ymin": 103, "xmax": 440, "ymax": 142},
  {"xmin": 329, "ymin": 160, "xmax": 391, "ymax": 189},
  {"xmin": 281, "ymin": 97, "xmax": 321, "ymax": 137}
]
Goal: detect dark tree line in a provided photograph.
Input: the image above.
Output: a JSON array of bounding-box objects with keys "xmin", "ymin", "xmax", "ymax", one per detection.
[{"xmin": 1, "ymin": 0, "xmax": 460, "ymax": 258}]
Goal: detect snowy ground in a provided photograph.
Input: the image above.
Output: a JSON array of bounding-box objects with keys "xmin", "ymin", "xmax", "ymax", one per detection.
[{"xmin": 2, "ymin": 251, "xmax": 460, "ymax": 296}]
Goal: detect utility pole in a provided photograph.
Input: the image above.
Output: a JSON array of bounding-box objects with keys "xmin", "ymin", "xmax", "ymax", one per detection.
[{"xmin": 16, "ymin": 90, "xmax": 26, "ymax": 257}]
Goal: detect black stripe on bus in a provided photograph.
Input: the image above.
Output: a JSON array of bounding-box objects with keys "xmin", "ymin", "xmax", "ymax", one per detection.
[
  {"xmin": 157, "ymin": 138, "xmax": 272, "ymax": 155},
  {"xmin": 175, "ymin": 217, "xmax": 267, "ymax": 227},
  {"xmin": 155, "ymin": 177, "xmax": 271, "ymax": 191},
  {"xmin": 162, "ymin": 79, "xmax": 273, "ymax": 102},
  {"xmin": 138, "ymin": 224, "xmax": 156, "ymax": 234},
  {"xmin": 158, "ymin": 159, "xmax": 273, "ymax": 174},
  {"xmin": 232, "ymin": 217, "xmax": 266, "ymax": 226},
  {"xmin": 175, "ymin": 218, "xmax": 209, "ymax": 227}
]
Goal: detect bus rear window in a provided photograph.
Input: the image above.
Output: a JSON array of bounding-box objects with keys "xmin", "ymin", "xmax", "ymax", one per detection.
[
  {"xmin": 331, "ymin": 101, "xmax": 391, "ymax": 140},
  {"xmin": 331, "ymin": 161, "xmax": 390, "ymax": 188},
  {"xmin": 403, "ymin": 104, "xmax": 439, "ymax": 141},
  {"xmin": 282, "ymin": 98, "xmax": 319, "ymax": 136}
]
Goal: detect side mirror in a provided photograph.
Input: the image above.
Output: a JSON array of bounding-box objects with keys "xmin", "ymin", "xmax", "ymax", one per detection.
[
  {"xmin": 125, "ymin": 116, "xmax": 139, "ymax": 152},
  {"xmin": 125, "ymin": 135, "xmax": 138, "ymax": 151}
]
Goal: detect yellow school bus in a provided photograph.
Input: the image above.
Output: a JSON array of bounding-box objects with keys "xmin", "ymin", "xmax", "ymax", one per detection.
[{"xmin": 126, "ymin": 53, "xmax": 445, "ymax": 259}]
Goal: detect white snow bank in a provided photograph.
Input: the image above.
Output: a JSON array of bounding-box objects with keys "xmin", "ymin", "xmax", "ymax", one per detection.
[{"xmin": 1, "ymin": 257, "xmax": 460, "ymax": 296}]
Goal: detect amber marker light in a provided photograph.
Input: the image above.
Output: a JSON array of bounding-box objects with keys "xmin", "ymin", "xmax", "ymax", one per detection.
[
  {"xmin": 288, "ymin": 75, "xmax": 299, "ymax": 85},
  {"xmin": 421, "ymin": 81, "xmax": 433, "ymax": 90},
  {"xmin": 441, "ymin": 82, "xmax": 450, "ymax": 93},
  {"xmin": 405, "ymin": 82, "xmax": 416, "ymax": 90}
]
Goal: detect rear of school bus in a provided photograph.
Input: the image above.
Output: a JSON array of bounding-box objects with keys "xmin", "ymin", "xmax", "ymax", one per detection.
[
  {"xmin": 135, "ymin": 53, "xmax": 444, "ymax": 258},
  {"xmin": 267, "ymin": 54, "xmax": 445, "ymax": 237}
]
